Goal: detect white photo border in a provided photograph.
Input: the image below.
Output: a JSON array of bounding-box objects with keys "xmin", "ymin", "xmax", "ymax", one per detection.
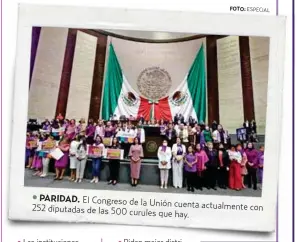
[{"xmin": 8, "ymin": 4, "xmax": 286, "ymax": 232}]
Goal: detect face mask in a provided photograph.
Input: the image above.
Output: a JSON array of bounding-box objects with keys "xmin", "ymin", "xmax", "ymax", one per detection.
[{"xmin": 163, "ymin": 143, "xmax": 167, "ymax": 146}]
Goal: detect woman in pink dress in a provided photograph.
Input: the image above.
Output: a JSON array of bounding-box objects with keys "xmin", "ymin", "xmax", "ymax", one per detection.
[
  {"xmin": 54, "ymin": 137, "xmax": 70, "ymax": 180},
  {"xmin": 236, "ymin": 144, "xmax": 248, "ymax": 188},
  {"xmin": 65, "ymin": 119, "xmax": 76, "ymax": 141},
  {"xmin": 195, "ymin": 143, "xmax": 209, "ymax": 190},
  {"xmin": 128, "ymin": 137, "xmax": 144, "ymax": 187}
]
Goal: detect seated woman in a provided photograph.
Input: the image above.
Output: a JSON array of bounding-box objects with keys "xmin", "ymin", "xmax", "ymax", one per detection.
[{"xmin": 158, "ymin": 140, "xmax": 172, "ymax": 189}]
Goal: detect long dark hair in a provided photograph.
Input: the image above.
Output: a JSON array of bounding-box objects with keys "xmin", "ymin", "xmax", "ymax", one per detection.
[
  {"xmin": 187, "ymin": 145, "xmax": 195, "ymax": 155},
  {"xmin": 95, "ymin": 135, "xmax": 103, "ymax": 144},
  {"xmin": 134, "ymin": 137, "xmax": 140, "ymax": 144},
  {"xmin": 112, "ymin": 137, "xmax": 119, "ymax": 147},
  {"xmin": 78, "ymin": 137, "xmax": 87, "ymax": 150}
]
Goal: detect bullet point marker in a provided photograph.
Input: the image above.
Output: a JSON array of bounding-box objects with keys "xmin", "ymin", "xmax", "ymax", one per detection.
[{"xmin": 33, "ymin": 195, "xmax": 37, "ymax": 199}]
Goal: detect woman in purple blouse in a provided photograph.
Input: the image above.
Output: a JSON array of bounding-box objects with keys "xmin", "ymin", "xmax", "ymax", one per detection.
[
  {"xmin": 86, "ymin": 119, "xmax": 95, "ymax": 145},
  {"xmin": 245, "ymin": 142, "xmax": 259, "ymax": 190},
  {"xmin": 104, "ymin": 121, "xmax": 114, "ymax": 138},
  {"xmin": 258, "ymin": 145, "xmax": 264, "ymax": 188},
  {"xmin": 184, "ymin": 145, "xmax": 197, "ymax": 192}
]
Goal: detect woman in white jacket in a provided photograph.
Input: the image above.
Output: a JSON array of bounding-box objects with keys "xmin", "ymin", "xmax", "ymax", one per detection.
[
  {"xmin": 75, "ymin": 137, "xmax": 88, "ymax": 183},
  {"xmin": 158, "ymin": 140, "xmax": 172, "ymax": 189},
  {"xmin": 171, "ymin": 137, "xmax": 186, "ymax": 188}
]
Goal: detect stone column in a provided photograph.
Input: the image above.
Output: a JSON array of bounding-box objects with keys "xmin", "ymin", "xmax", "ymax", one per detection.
[
  {"xmin": 29, "ymin": 27, "xmax": 41, "ymax": 88},
  {"xmin": 55, "ymin": 29, "xmax": 77, "ymax": 118},
  {"xmin": 88, "ymin": 34, "xmax": 108, "ymax": 121},
  {"xmin": 206, "ymin": 36, "xmax": 220, "ymax": 125},
  {"xmin": 239, "ymin": 36, "xmax": 255, "ymax": 121}
]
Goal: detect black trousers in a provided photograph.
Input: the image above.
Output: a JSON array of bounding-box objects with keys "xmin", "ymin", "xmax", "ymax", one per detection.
[
  {"xmin": 167, "ymin": 139, "xmax": 174, "ymax": 148},
  {"xmin": 247, "ymin": 166, "xmax": 258, "ymax": 189},
  {"xmin": 205, "ymin": 166, "xmax": 218, "ymax": 188},
  {"xmin": 108, "ymin": 159, "xmax": 120, "ymax": 181},
  {"xmin": 195, "ymin": 171, "xmax": 204, "ymax": 189},
  {"xmin": 217, "ymin": 167, "xmax": 229, "ymax": 188},
  {"xmin": 186, "ymin": 171, "xmax": 196, "ymax": 189},
  {"xmin": 86, "ymin": 136, "xmax": 94, "ymax": 145},
  {"xmin": 122, "ymin": 143, "xmax": 131, "ymax": 158}
]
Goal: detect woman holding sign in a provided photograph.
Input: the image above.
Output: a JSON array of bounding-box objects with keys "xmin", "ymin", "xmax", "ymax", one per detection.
[
  {"xmin": 158, "ymin": 140, "xmax": 172, "ymax": 189},
  {"xmin": 107, "ymin": 137, "xmax": 121, "ymax": 185},
  {"xmin": 54, "ymin": 137, "xmax": 70, "ymax": 180},
  {"xmin": 128, "ymin": 137, "xmax": 144, "ymax": 187},
  {"xmin": 40, "ymin": 135, "xmax": 56, "ymax": 178},
  {"xmin": 90, "ymin": 135, "xmax": 105, "ymax": 183},
  {"xmin": 25, "ymin": 133, "xmax": 38, "ymax": 169}
]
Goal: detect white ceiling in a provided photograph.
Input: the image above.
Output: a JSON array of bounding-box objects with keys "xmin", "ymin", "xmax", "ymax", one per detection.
[{"xmin": 103, "ymin": 29, "xmax": 196, "ymax": 40}]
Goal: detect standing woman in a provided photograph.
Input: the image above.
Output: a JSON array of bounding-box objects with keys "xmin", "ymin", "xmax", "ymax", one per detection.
[
  {"xmin": 228, "ymin": 145, "xmax": 242, "ymax": 190},
  {"xmin": 128, "ymin": 137, "xmax": 144, "ymax": 187},
  {"xmin": 212, "ymin": 124, "xmax": 228, "ymax": 148},
  {"xmin": 184, "ymin": 145, "xmax": 197, "ymax": 192},
  {"xmin": 217, "ymin": 143, "xmax": 230, "ymax": 189},
  {"xmin": 236, "ymin": 144, "xmax": 248, "ymax": 188},
  {"xmin": 77, "ymin": 118, "xmax": 87, "ymax": 136},
  {"xmin": 160, "ymin": 119, "xmax": 166, "ymax": 136},
  {"xmin": 75, "ymin": 137, "xmax": 88, "ymax": 183},
  {"xmin": 136, "ymin": 126, "xmax": 145, "ymax": 144},
  {"xmin": 192, "ymin": 124, "xmax": 200, "ymax": 146},
  {"xmin": 171, "ymin": 137, "xmax": 186, "ymax": 188},
  {"xmin": 115, "ymin": 122, "xmax": 123, "ymax": 135},
  {"xmin": 157, "ymin": 140, "xmax": 172, "ymax": 189},
  {"xmin": 65, "ymin": 119, "xmax": 76, "ymax": 141},
  {"xmin": 40, "ymin": 135, "xmax": 56, "ymax": 178},
  {"xmin": 26, "ymin": 133, "xmax": 37, "ymax": 169},
  {"xmin": 42, "ymin": 120, "xmax": 51, "ymax": 134},
  {"xmin": 54, "ymin": 137, "xmax": 70, "ymax": 180},
  {"xmin": 108, "ymin": 137, "xmax": 121, "ymax": 185},
  {"xmin": 205, "ymin": 142, "xmax": 219, "ymax": 190},
  {"xmin": 32, "ymin": 134, "xmax": 44, "ymax": 176},
  {"xmin": 95, "ymin": 120, "xmax": 105, "ymax": 139},
  {"xmin": 179, "ymin": 124, "xmax": 189, "ymax": 147},
  {"xmin": 258, "ymin": 145, "xmax": 264, "ymax": 189},
  {"xmin": 25, "ymin": 132, "xmax": 31, "ymax": 167},
  {"xmin": 202, "ymin": 126, "xmax": 212, "ymax": 144},
  {"xmin": 188, "ymin": 125, "xmax": 195, "ymax": 147},
  {"xmin": 90, "ymin": 135, "xmax": 105, "ymax": 183},
  {"xmin": 195, "ymin": 143, "xmax": 209, "ymax": 190},
  {"xmin": 69, "ymin": 135, "xmax": 80, "ymax": 181},
  {"xmin": 165, "ymin": 123, "xmax": 176, "ymax": 147},
  {"xmin": 245, "ymin": 142, "xmax": 259, "ymax": 190},
  {"xmin": 104, "ymin": 121, "xmax": 114, "ymax": 138},
  {"xmin": 86, "ymin": 119, "xmax": 95, "ymax": 145}
]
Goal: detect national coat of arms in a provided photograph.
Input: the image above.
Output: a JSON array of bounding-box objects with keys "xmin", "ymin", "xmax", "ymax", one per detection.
[
  {"xmin": 121, "ymin": 91, "xmax": 138, "ymax": 106},
  {"xmin": 137, "ymin": 67, "xmax": 172, "ymax": 100},
  {"xmin": 169, "ymin": 91, "xmax": 188, "ymax": 106}
]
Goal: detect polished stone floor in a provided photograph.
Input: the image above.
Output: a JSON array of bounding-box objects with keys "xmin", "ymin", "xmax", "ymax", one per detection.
[{"xmin": 24, "ymin": 169, "xmax": 262, "ymax": 197}]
